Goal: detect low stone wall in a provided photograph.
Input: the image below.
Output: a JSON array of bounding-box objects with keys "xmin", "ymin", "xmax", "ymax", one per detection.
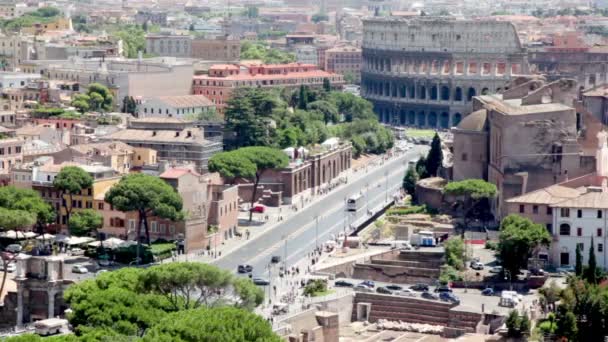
[
  {"xmin": 352, "ymin": 263, "xmax": 440, "ymax": 284},
  {"xmin": 352, "ymin": 293, "xmax": 483, "ymax": 334}
]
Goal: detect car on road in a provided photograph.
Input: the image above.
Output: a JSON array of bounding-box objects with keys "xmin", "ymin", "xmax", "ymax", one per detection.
[
  {"xmin": 354, "ymin": 285, "xmax": 374, "ymax": 293},
  {"xmin": 489, "ymin": 266, "xmax": 503, "ymax": 273},
  {"xmin": 410, "ymin": 284, "xmax": 429, "ymax": 292},
  {"xmin": 69, "ymin": 248, "xmax": 85, "ymax": 256},
  {"xmin": 271, "ymin": 256, "xmax": 281, "ymax": 263},
  {"xmin": 361, "ymin": 280, "xmax": 375, "ymax": 288},
  {"xmin": 470, "ymin": 262, "xmax": 484, "ymax": 270},
  {"xmin": 386, "ymin": 284, "xmax": 403, "ymax": 291},
  {"xmin": 440, "ymin": 292, "xmax": 460, "ymax": 304},
  {"xmin": 249, "ymin": 205, "xmax": 266, "ymax": 213},
  {"xmin": 376, "ymin": 286, "xmax": 393, "ymax": 294},
  {"xmin": 557, "ymin": 266, "xmax": 575, "ymax": 275},
  {"xmin": 434, "ymin": 285, "xmax": 452, "ymax": 293},
  {"xmin": 334, "ymin": 280, "xmax": 354, "ymax": 287},
  {"xmin": 5, "ymin": 244, "xmax": 22, "ymax": 253},
  {"xmin": 481, "ymin": 288, "xmax": 495, "ymax": 296},
  {"xmin": 395, "ymin": 289, "xmax": 417, "ymax": 297},
  {"xmin": 71, "ymin": 265, "xmax": 88, "ymax": 274},
  {"xmin": 421, "ymin": 292, "xmax": 439, "ymax": 300},
  {"xmin": 237, "ymin": 264, "xmax": 253, "ymax": 273},
  {"xmin": 252, "ymin": 277, "xmax": 270, "ymax": 286}
]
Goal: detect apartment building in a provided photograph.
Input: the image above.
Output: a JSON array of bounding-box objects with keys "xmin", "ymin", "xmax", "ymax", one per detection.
[
  {"xmin": 324, "ymin": 44, "xmax": 362, "ymax": 83},
  {"xmin": 0, "ymin": 136, "xmax": 22, "ymax": 174},
  {"xmin": 192, "ymin": 62, "xmax": 344, "ymax": 111},
  {"xmin": 138, "ymin": 95, "xmax": 215, "ymax": 119},
  {"xmin": 145, "ymin": 34, "xmax": 192, "ymax": 58},
  {"xmin": 191, "ymin": 36, "xmax": 240, "ymax": 61}
]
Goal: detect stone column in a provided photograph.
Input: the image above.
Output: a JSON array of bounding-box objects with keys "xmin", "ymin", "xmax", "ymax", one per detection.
[
  {"xmin": 16, "ymin": 288, "xmax": 23, "ymax": 327},
  {"xmin": 47, "ymin": 288, "xmax": 57, "ymax": 318}
]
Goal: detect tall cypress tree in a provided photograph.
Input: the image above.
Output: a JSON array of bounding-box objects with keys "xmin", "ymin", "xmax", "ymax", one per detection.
[
  {"xmin": 586, "ymin": 237, "xmax": 597, "ymax": 284},
  {"xmin": 425, "ymin": 133, "xmax": 443, "ymax": 177},
  {"xmin": 575, "ymin": 244, "xmax": 583, "ymax": 276}
]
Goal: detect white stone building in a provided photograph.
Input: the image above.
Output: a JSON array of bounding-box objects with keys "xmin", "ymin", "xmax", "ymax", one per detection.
[{"xmin": 138, "ymin": 95, "xmax": 215, "ymax": 118}]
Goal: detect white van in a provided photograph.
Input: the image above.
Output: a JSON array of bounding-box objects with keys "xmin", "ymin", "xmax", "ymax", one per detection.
[{"xmin": 35, "ymin": 318, "xmax": 68, "ymax": 336}]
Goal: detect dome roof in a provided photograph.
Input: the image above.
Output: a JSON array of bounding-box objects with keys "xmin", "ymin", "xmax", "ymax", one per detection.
[{"xmin": 456, "ymin": 109, "xmax": 488, "ymax": 131}]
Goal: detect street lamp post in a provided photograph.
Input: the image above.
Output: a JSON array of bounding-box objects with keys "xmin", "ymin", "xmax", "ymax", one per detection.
[
  {"xmin": 365, "ymin": 183, "xmax": 369, "ymax": 211},
  {"xmin": 315, "ymin": 215, "xmax": 319, "ymax": 250},
  {"xmin": 282, "ymin": 235, "xmax": 287, "ymax": 270},
  {"xmin": 384, "ymin": 170, "xmax": 389, "ymax": 203},
  {"xmin": 504, "ymin": 270, "xmax": 512, "ymax": 291}
]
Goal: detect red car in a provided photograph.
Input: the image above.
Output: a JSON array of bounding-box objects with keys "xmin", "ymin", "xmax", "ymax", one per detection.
[{"xmin": 250, "ymin": 205, "xmax": 266, "ymax": 213}]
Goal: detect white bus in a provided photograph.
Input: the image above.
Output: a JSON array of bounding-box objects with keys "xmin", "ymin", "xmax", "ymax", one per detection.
[{"xmin": 346, "ymin": 194, "xmax": 364, "ymax": 212}]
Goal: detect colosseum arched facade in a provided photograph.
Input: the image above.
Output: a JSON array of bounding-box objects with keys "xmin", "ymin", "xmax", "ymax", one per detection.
[{"xmin": 361, "ymin": 17, "xmax": 529, "ymax": 128}]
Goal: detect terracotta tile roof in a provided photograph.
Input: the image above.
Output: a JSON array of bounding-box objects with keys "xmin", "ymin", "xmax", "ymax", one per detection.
[
  {"xmin": 193, "ymin": 70, "xmax": 342, "ymax": 82},
  {"xmin": 506, "ymin": 185, "xmax": 584, "ymax": 205},
  {"xmin": 160, "ymin": 168, "xmax": 200, "ymax": 179},
  {"xmin": 105, "ymin": 128, "xmax": 207, "ymax": 144},
  {"xmin": 155, "ymin": 95, "xmax": 214, "ymax": 108},
  {"xmin": 70, "ymin": 141, "xmax": 134, "ymax": 156},
  {"xmin": 551, "ymin": 191, "xmax": 608, "ymax": 209}
]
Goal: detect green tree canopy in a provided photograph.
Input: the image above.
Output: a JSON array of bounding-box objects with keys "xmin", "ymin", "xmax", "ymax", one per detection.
[
  {"xmin": 138, "ymin": 262, "xmax": 263, "ymax": 311},
  {"xmin": 53, "ymin": 166, "xmax": 93, "ymax": 227},
  {"xmin": 0, "ymin": 186, "xmax": 54, "ymax": 231},
  {"xmin": 498, "ymin": 214, "xmax": 551, "ymax": 277},
  {"xmin": 142, "ymin": 307, "xmax": 281, "ymax": 342},
  {"xmin": 444, "ymin": 179, "xmax": 497, "ymax": 230},
  {"xmin": 425, "ymin": 133, "xmax": 442, "ymax": 177},
  {"xmin": 68, "ymin": 209, "xmax": 103, "ymax": 237},
  {"xmin": 105, "ymin": 173, "xmax": 183, "ymax": 245},
  {"xmin": 230, "ymin": 147, "xmax": 289, "ymax": 221},
  {"xmin": 86, "ymin": 83, "xmax": 114, "ymax": 112},
  {"xmin": 240, "ymin": 41, "xmax": 295, "ymax": 64},
  {"xmin": 208, "ymin": 151, "xmax": 257, "ymax": 184},
  {"xmin": 61, "ymin": 262, "xmax": 268, "ymax": 340},
  {"xmin": 402, "ymin": 167, "xmax": 418, "ymax": 198},
  {"xmin": 307, "ymin": 100, "xmax": 339, "ymax": 125},
  {"xmin": 444, "ymin": 237, "xmax": 465, "ymax": 270}
]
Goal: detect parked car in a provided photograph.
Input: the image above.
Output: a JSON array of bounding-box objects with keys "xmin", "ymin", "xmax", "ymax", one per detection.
[
  {"xmin": 434, "ymin": 285, "xmax": 453, "ymax": 293},
  {"xmin": 410, "ymin": 283, "xmax": 429, "ymax": 292},
  {"xmin": 252, "ymin": 277, "xmax": 270, "ymax": 286},
  {"xmin": 334, "ymin": 280, "xmax": 354, "ymax": 287},
  {"xmin": 470, "ymin": 262, "xmax": 484, "ymax": 270},
  {"xmin": 5, "ymin": 244, "xmax": 22, "ymax": 253},
  {"xmin": 481, "ymin": 288, "xmax": 494, "ymax": 296},
  {"xmin": 69, "ymin": 248, "xmax": 85, "ymax": 256},
  {"xmin": 361, "ymin": 280, "xmax": 375, "ymax": 288},
  {"xmin": 354, "ymin": 285, "xmax": 374, "ymax": 293},
  {"xmin": 376, "ymin": 286, "xmax": 393, "ymax": 295},
  {"xmin": 395, "ymin": 289, "xmax": 417, "ymax": 297},
  {"xmin": 237, "ymin": 264, "xmax": 253, "ymax": 273},
  {"xmin": 421, "ymin": 292, "xmax": 439, "ymax": 300},
  {"xmin": 271, "ymin": 256, "xmax": 281, "ymax": 263},
  {"xmin": 489, "ymin": 266, "xmax": 503, "ymax": 273},
  {"xmin": 250, "ymin": 205, "xmax": 266, "ymax": 213},
  {"xmin": 529, "ymin": 268, "xmax": 546, "ymax": 276},
  {"xmin": 72, "ymin": 265, "xmax": 88, "ymax": 274},
  {"xmin": 557, "ymin": 266, "xmax": 575, "ymax": 275},
  {"xmin": 5, "ymin": 263, "xmax": 16, "ymax": 273},
  {"xmin": 386, "ymin": 284, "xmax": 403, "ymax": 291},
  {"xmin": 440, "ymin": 292, "xmax": 461, "ymax": 304}
]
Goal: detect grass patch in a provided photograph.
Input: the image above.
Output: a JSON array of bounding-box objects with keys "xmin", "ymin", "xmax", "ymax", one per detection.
[
  {"xmin": 405, "ymin": 128, "xmax": 435, "ymax": 138},
  {"xmin": 311, "ymin": 289, "xmax": 334, "ymax": 297},
  {"xmin": 150, "ymin": 242, "xmax": 176, "ymax": 260}
]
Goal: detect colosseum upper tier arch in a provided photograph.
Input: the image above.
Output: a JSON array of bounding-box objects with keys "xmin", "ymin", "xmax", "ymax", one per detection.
[{"xmin": 361, "ymin": 17, "xmax": 529, "ymax": 129}]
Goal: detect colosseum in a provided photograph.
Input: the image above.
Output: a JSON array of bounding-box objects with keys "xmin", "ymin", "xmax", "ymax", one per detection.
[{"xmin": 361, "ymin": 17, "xmax": 529, "ymax": 128}]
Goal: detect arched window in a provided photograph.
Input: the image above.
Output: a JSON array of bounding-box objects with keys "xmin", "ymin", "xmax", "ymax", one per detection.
[
  {"xmin": 560, "ymin": 223, "xmax": 571, "ymax": 236},
  {"xmin": 454, "ymin": 87, "xmax": 463, "ymax": 101},
  {"xmin": 467, "ymin": 87, "xmax": 476, "ymax": 101},
  {"xmin": 441, "ymin": 86, "xmax": 450, "ymax": 101},
  {"xmin": 430, "ymin": 85, "xmax": 438, "ymax": 100}
]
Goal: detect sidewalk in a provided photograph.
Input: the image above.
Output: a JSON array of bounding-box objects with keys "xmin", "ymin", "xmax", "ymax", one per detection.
[{"xmin": 172, "ymin": 149, "xmax": 416, "ymax": 265}]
